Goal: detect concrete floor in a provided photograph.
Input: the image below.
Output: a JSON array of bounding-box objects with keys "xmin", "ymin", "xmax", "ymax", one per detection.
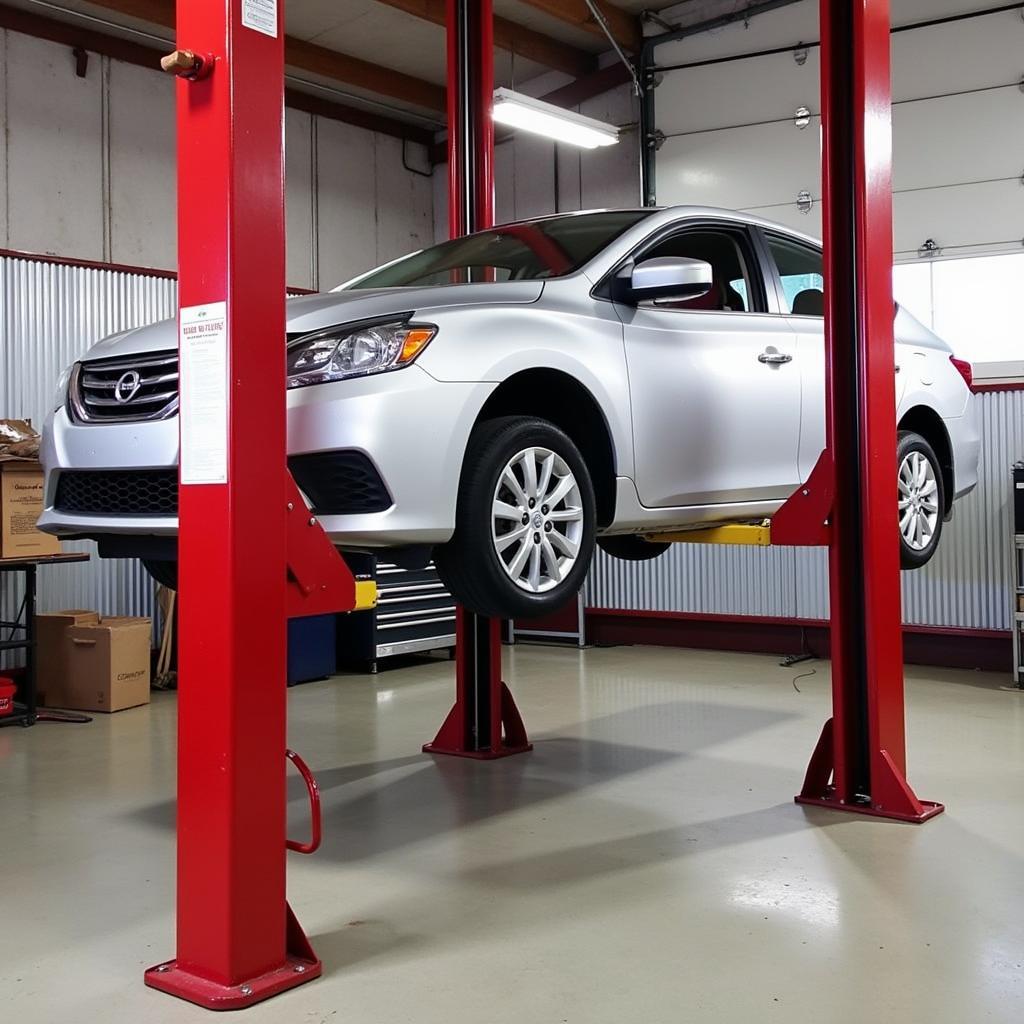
[{"xmin": 1, "ymin": 644, "xmax": 1022, "ymax": 1023}]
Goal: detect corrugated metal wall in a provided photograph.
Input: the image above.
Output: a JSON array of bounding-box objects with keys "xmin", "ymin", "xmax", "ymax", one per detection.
[
  {"xmin": 0, "ymin": 255, "xmax": 176, "ymax": 641},
  {"xmin": 587, "ymin": 389, "xmax": 1024, "ymax": 632}
]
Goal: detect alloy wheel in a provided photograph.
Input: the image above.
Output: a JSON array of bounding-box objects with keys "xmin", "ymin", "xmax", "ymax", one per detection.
[
  {"xmin": 491, "ymin": 446, "xmax": 585, "ymax": 593},
  {"xmin": 898, "ymin": 450, "xmax": 940, "ymax": 552}
]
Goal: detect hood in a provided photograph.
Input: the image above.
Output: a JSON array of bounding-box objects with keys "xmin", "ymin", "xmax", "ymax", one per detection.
[{"xmin": 83, "ymin": 281, "xmax": 545, "ymax": 361}]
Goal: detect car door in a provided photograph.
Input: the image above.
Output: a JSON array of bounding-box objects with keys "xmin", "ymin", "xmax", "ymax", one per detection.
[
  {"xmin": 760, "ymin": 230, "xmax": 907, "ymax": 480},
  {"xmin": 613, "ymin": 223, "xmax": 802, "ymax": 508}
]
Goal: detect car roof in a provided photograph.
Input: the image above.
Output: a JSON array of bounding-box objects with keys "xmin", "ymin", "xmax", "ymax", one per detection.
[{"xmin": 508, "ymin": 205, "xmax": 820, "ymax": 244}]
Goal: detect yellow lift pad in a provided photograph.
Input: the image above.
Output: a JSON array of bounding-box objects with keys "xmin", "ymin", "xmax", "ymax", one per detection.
[
  {"xmin": 643, "ymin": 522, "xmax": 773, "ymax": 547},
  {"xmin": 354, "ymin": 579, "xmax": 378, "ymax": 610}
]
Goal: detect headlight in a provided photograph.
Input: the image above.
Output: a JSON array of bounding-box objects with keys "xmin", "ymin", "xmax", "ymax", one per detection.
[
  {"xmin": 286, "ymin": 321, "xmax": 436, "ymax": 389},
  {"xmin": 54, "ymin": 364, "xmax": 74, "ymax": 411}
]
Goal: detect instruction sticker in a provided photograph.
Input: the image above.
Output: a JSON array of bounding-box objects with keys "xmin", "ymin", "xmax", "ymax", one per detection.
[
  {"xmin": 180, "ymin": 302, "xmax": 229, "ymax": 486},
  {"xmin": 242, "ymin": 0, "xmax": 278, "ymax": 38}
]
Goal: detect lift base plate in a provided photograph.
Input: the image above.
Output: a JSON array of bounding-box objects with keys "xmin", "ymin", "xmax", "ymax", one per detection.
[
  {"xmin": 145, "ymin": 903, "xmax": 320, "ymax": 1009},
  {"xmin": 795, "ymin": 793, "xmax": 944, "ymax": 824},
  {"xmin": 144, "ymin": 955, "xmax": 321, "ymax": 1010}
]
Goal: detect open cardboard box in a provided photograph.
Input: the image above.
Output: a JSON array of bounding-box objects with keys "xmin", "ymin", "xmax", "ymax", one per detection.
[{"xmin": 37, "ymin": 611, "xmax": 151, "ymax": 713}]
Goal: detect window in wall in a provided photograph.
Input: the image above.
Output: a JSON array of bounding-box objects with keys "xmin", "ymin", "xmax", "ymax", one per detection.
[{"xmin": 766, "ymin": 235, "xmax": 824, "ymax": 316}]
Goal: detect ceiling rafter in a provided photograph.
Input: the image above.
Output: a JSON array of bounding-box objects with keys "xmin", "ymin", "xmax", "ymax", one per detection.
[
  {"xmin": 76, "ymin": 0, "xmax": 445, "ymax": 111},
  {"xmin": 375, "ymin": 0, "xmax": 597, "ymax": 78},
  {"xmin": 0, "ymin": 2, "xmax": 437, "ymax": 142},
  {"xmin": 515, "ymin": 0, "xmax": 642, "ymax": 53}
]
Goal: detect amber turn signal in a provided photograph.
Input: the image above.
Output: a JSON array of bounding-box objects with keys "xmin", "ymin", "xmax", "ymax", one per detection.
[{"xmin": 398, "ymin": 328, "xmax": 436, "ymax": 365}]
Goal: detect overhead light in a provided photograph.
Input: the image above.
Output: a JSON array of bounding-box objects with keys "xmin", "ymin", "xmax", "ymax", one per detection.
[{"xmin": 492, "ymin": 88, "xmax": 620, "ymax": 149}]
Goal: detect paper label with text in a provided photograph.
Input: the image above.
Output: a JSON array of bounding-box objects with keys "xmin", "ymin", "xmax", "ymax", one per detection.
[
  {"xmin": 242, "ymin": 0, "xmax": 278, "ymax": 38},
  {"xmin": 180, "ymin": 302, "xmax": 229, "ymax": 485}
]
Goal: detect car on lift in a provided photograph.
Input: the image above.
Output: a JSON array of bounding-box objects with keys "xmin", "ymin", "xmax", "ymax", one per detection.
[{"xmin": 39, "ymin": 207, "xmax": 980, "ymax": 618}]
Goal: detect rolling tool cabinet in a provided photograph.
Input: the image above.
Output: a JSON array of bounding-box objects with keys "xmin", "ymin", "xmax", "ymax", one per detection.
[{"xmin": 337, "ymin": 554, "xmax": 456, "ymax": 671}]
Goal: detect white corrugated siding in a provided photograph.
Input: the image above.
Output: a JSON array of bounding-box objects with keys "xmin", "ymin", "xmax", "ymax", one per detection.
[
  {"xmin": 587, "ymin": 389, "xmax": 1024, "ymax": 632},
  {"xmin": 0, "ymin": 255, "xmax": 177, "ymax": 646}
]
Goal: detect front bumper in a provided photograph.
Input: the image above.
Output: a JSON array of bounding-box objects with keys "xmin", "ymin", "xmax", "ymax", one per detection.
[{"xmin": 39, "ymin": 365, "xmax": 494, "ymax": 549}]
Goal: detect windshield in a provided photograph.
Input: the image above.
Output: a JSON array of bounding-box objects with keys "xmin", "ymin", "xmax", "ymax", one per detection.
[{"xmin": 340, "ymin": 210, "xmax": 654, "ymax": 290}]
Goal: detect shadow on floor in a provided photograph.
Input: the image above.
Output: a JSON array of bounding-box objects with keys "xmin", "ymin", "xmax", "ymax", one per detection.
[{"xmin": 129, "ymin": 698, "xmax": 797, "ymax": 854}]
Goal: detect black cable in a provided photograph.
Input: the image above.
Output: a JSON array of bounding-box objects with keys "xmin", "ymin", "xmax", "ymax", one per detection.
[{"xmin": 654, "ymin": 3, "xmax": 1024, "ymax": 74}]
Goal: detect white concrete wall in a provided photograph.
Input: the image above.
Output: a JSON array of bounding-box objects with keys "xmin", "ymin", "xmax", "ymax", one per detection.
[
  {"xmin": 432, "ymin": 83, "xmax": 641, "ymax": 240},
  {"xmin": 0, "ymin": 29, "xmax": 434, "ymax": 290}
]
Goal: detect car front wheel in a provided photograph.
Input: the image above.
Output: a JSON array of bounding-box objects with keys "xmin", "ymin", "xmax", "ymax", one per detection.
[
  {"xmin": 898, "ymin": 430, "xmax": 944, "ymax": 570},
  {"xmin": 435, "ymin": 416, "xmax": 596, "ymax": 619}
]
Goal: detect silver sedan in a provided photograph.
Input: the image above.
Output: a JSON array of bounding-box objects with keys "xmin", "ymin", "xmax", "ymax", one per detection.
[{"xmin": 40, "ymin": 207, "xmax": 980, "ymax": 617}]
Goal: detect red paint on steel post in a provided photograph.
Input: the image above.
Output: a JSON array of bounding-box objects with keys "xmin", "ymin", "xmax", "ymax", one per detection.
[
  {"xmin": 446, "ymin": 0, "xmax": 494, "ymax": 237},
  {"xmin": 426, "ymin": 0, "xmax": 530, "ymax": 760},
  {"xmin": 795, "ymin": 0, "xmax": 941, "ymax": 823},
  {"xmin": 145, "ymin": 0, "xmax": 322, "ymax": 1008}
]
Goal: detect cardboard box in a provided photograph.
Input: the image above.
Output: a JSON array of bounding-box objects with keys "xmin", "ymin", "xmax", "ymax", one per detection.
[
  {"xmin": 47, "ymin": 616, "xmax": 152, "ymax": 713},
  {"xmin": 0, "ymin": 461, "xmax": 60, "ymax": 559},
  {"xmin": 36, "ymin": 610, "xmax": 101, "ymax": 707}
]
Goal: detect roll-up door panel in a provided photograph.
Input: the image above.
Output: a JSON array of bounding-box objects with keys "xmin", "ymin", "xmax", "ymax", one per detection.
[{"xmin": 656, "ymin": 118, "xmax": 820, "ymax": 211}]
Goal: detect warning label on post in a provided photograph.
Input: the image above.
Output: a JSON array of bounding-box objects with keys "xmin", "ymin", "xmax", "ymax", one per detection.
[
  {"xmin": 180, "ymin": 302, "xmax": 229, "ymax": 486},
  {"xmin": 242, "ymin": 0, "xmax": 278, "ymax": 38}
]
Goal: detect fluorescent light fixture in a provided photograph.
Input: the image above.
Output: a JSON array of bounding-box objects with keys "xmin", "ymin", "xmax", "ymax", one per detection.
[{"xmin": 492, "ymin": 87, "xmax": 620, "ymax": 149}]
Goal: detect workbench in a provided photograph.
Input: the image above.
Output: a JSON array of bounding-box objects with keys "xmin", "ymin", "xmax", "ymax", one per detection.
[{"xmin": 0, "ymin": 552, "xmax": 90, "ymax": 727}]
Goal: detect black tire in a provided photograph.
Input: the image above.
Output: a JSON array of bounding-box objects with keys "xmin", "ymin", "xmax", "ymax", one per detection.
[
  {"xmin": 597, "ymin": 535, "xmax": 670, "ymax": 562},
  {"xmin": 143, "ymin": 558, "xmax": 178, "ymax": 590},
  {"xmin": 435, "ymin": 416, "xmax": 596, "ymax": 618},
  {"xmin": 898, "ymin": 430, "xmax": 944, "ymax": 570}
]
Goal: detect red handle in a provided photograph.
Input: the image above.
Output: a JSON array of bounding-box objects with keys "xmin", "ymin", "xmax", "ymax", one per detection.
[{"xmin": 285, "ymin": 748, "xmax": 321, "ymax": 855}]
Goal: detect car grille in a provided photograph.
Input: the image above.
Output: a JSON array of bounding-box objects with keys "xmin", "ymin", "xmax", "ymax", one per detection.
[
  {"xmin": 71, "ymin": 351, "xmax": 179, "ymax": 423},
  {"xmin": 55, "ymin": 470, "xmax": 179, "ymax": 516},
  {"xmin": 54, "ymin": 454, "xmax": 392, "ymax": 518},
  {"xmin": 288, "ymin": 452, "xmax": 393, "ymax": 514}
]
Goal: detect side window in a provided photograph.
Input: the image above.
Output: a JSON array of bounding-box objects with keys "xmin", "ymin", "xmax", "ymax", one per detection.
[
  {"xmin": 640, "ymin": 229, "xmax": 759, "ymax": 313},
  {"xmin": 766, "ymin": 235, "xmax": 824, "ymax": 316}
]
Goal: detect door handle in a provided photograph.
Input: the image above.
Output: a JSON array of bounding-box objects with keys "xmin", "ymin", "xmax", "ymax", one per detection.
[{"xmin": 758, "ymin": 350, "xmax": 793, "ymax": 365}]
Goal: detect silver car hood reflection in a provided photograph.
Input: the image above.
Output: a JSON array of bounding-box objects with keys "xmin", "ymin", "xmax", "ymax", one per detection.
[{"xmin": 85, "ymin": 280, "xmax": 546, "ymax": 360}]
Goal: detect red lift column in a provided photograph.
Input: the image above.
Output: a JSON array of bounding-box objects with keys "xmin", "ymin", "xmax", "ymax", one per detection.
[
  {"xmin": 145, "ymin": 0, "xmax": 323, "ymax": 1008},
  {"xmin": 794, "ymin": 0, "xmax": 942, "ymax": 822},
  {"xmin": 423, "ymin": 0, "xmax": 531, "ymax": 760}
]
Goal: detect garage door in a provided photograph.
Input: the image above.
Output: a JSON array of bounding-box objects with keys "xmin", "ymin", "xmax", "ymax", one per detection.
[{"xmin": 651, "ymin": 0, "xmax": 1024, "ymax": 261}]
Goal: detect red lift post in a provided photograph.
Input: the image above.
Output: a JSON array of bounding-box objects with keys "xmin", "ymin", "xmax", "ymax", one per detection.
[
  {"xmin": 145, "ymin": 0, "xmax": 361, "ymax": 1010},
  {"xmin": 423, "ymin": 0, "xmax": 532, "ymax": 760},
  {"xmin": 789, "ymin": 0, "xmax": 942, "ymax": 822}
]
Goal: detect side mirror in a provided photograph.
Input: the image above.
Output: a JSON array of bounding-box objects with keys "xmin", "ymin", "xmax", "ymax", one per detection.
[{"xmin": 620, "ymin": 257, "xmax": 714, "ymax": 303}]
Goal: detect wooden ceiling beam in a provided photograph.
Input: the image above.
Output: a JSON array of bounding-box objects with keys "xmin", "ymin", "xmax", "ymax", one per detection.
[
  {"xmin": 76, "ymin": 0, "xmax": 444, "ymax": 111},
  {"xmin": 0, "ymin": 3, "xmax": 435, "ymax": 142},
  {"xmin": 516, "ymin": 0, "xmax": 642, "ymax": 53},
  {"xmin": 374, "ymin": 0, "xmax": 597, "ymax": 78}
]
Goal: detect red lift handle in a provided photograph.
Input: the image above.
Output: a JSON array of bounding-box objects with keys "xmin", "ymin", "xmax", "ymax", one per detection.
[{"xmin": 285, "ymin": 749, "xmax": 322, "ymax": 855}]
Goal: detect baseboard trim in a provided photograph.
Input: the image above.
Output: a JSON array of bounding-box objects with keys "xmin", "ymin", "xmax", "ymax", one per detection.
[{"xmin": 584, "ymin": 608, "xmax": 1012, "ymax": 672}]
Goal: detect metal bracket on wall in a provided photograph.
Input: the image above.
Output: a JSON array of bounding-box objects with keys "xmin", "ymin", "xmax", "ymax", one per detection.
[
  {"xmin": 794, "ymin": 44, "xmax": 810, "ymax": 66},
  {"xmin": 918, "ymin": 238, "xmax": 943, "ymax": 259},
  {"xmin": 647, "ymin": 128, "xmax": 666, "ymax": 152},
  {"xmin": 794, "ymin": 106, "xmax": 811, "ymax": 129},
  {"xmin": 796, "ymin": 190, "xmax": 814, "ymax": 214}
]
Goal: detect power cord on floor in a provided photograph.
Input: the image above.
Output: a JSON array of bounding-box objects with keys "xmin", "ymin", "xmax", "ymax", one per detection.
[{"xmin": 779, "ymin": 627, "xmax": 818, "ymax": 691}]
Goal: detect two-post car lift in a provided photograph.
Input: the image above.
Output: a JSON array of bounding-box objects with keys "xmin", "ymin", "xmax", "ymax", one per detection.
[{"xmin": 145, "ymin": 0, "xmax": 940, "ymax": 1010}]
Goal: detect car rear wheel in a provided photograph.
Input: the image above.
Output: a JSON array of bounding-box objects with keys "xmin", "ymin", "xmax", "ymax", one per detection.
[
  {"xmin": 435, "ymin": 416, "xmax": 596, "ymax": 618},
  {"xmin": 898, "ymin": 430, "xmax": 944, "ymax": 570}
]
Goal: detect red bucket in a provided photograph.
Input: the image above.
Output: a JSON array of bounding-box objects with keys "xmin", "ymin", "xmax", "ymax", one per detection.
[{"xmin": 0, "ymin": 677, "xmax": 15, "ymax": 717}]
